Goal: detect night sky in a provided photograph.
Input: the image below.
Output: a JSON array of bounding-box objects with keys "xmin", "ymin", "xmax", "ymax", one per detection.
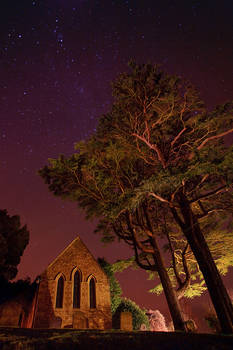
[{"xmin": 1, "ymin": 0, "xmax": 233, "ymax": 330}]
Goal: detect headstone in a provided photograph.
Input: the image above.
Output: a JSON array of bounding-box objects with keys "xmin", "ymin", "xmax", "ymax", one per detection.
[
  {"xmin": 49, "ymin": 316, "xmax": 62, "ymax": 328},
  {"xmin": 73, "ymin": 311, "xmax": 88, "ymax": 329},
  {"xmin": 120, "ymin": 311, "xmax": 133, "ymax": 331},
  {"xmin": 88, "ymin": 316, "xmax": 105, "ymax": 329}
]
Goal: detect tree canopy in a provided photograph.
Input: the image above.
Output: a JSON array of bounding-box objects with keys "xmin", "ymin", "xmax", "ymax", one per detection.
[
  {"xmin": 39, "ymin": 62, "xmax": 233, "ymax": 333},
  {"xmin": 148, "ymin": 226, "xmax": 233, "ymax": 299},
  {"xmin": 0, "ymin": 209, "xmax": 29, "ymax": 281}
]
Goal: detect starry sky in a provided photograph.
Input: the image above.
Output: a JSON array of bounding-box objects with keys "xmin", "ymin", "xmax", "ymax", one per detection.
[{"xmin": 1, "ymin": 0, "xmax": 233, "ymax": 330}]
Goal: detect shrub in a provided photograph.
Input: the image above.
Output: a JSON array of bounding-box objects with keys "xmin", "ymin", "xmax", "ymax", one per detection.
[
  {"xmin": 112, "ymin": 298, "xmax": 149, "ymax": 330},
  {"xmin": 146, "ymin": 309, "xmax": 168, "ymax": 331},
  {"xmin": 204, "ymin": 312, "xmax": 221, "ymax": 333},
  {"xmin": 97, "ymin": 258, "xmax": 122, "ymax": 314}
]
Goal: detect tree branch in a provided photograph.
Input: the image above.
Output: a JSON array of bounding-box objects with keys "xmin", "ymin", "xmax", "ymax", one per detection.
[
  {"xmin": 126, "ymin": 212, "xmax": 154, "ymax": 253},
  {"xmin": 132, "ymin": 133, "xmax": 167, "ymax": 168},
  {"xmin": 170, "ymin": 206, "xmax": 185, "ymax": 230},
  {"xmin": 148, "ymin": 192, "xmax": 171, "ymax": 204},
  {"xmin": 166, "ymin": 231, "xmax": 183, "ymax": 287},
  {"xmin": 171, "ymin": 127, "xmax": 187, "ymax": 148},
  {"xmin": 176, "ymin": 244, "xmax": 191, "ymax": 300},
  {"xmin": 197, "ymin": 128, "xmax": 233, "ymax": 151},
  {"xmin": 132, "ymin": 238, "xmax": 157, "ymax": 271},
  {"xmin": 190, "ymin": 185, "xmax": 227, "ymax": 203}
]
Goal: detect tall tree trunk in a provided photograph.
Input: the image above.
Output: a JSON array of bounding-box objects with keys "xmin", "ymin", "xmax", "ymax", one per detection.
[
  {"xmin": 174, "ymin": 193, "xmax": 233, "ymax": 334},
  {"xmin": 151, "ymin": 234, "xmax": 187, "ymax": 332}
]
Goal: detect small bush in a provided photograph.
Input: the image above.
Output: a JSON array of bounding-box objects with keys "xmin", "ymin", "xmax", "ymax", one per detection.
[
  {"xmin": 204, "ymin": 312, "xmax": 221, "ymax": 333},
  {"xmin": 112, "ymin": 298, "xmax": 149, "ymax": 330},
  {"xmin": 146, "ymin": 309, "xmax": 168, "ymax": 331}
]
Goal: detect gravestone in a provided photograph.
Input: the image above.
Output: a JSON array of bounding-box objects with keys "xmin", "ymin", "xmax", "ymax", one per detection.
[
  {"xmin": 49, "ymin": 316, "xmax": 62, "ymax": 328},
  {"xmin": 73, "ymin": 311, "xmax": 88, "ymax": 329},
  {"xmin": 88, "ymin": 316, "xmax": 105, "ymax": 329},
  {"xmin": 120, "ymin": 311, "xmax": 133, "ymax": 331}
]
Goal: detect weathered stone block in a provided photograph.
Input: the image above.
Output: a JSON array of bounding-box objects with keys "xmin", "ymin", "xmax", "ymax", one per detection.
[
  {"xmin": 73, "ymin": 311, "xmax": 88, "ymax": 329},
  {"xmin": 120, "ymin": 311, "xmax": 133, "ymax": 331}
]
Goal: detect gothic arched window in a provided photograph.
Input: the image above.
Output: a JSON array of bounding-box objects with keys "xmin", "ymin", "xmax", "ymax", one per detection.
[
  {"xmin": 89, "ymin": 277, "xmax": 96, "ymax": 309},
  {"xmin": 56, "ymin": 276, "xmax": 64, "ymax": 308},
  {"xmin": 73, "ymin": 270, "xmax": 81, "ymax": 308}
]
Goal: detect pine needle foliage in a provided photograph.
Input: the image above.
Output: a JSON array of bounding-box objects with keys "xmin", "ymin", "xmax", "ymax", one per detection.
[{"xmin": 39, "ymin": 62, "xmax": 233, "ymax": 333}]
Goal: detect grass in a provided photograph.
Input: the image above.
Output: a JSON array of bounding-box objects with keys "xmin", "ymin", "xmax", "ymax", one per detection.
[{"xmin": 0, "ymin": 327, "xmax": 232, "ymax": 350}]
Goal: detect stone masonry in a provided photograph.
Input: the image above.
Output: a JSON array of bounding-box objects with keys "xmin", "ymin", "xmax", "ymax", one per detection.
[{"xmin": 33, "ymin": 236, "xmax": 112, "ymax": 329}]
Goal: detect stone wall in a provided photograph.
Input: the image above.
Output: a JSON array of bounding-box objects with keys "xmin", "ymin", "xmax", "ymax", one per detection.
[
  {"xmin": 0, "ymin": 301, "xmax": 23, "ymax": 327},
  {"xmin": 33, "ymin": 236, "xmax": 112, "ymax": 329},
  {"xmin": 0, "ymin": 296, "xmax": 34, "ymax": 328}
]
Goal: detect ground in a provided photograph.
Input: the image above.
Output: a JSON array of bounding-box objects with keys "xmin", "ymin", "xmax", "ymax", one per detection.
[{"xmin": 0, "ymin": 327, "xmax": 232, "ymax": 350}]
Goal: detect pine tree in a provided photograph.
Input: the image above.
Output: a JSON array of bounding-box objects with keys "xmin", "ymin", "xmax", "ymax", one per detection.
[
  {"xmin": 39, "ymin": 142, "xmax": 188, "ymax": 331},
  {"xmin": 39, "ymin": 62, "xmax": 233, "ymax": 333}
]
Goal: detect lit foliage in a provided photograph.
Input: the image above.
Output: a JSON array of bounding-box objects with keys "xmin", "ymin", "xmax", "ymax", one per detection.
[
  {"xmin": 0, "ymin": 209, "xmax": 29, "ymax": 281},
  {"xmin": 112, "ymin": 297, "xmax": 149, "ymax": 330},
  {"xmin": 146, "ymin": 309, "xmax": 168, "ymax": 332},
  {"xmin": 39, "ymin": 145, "xmax": 189, "ymax": 330},
  {"xmin": 97, "ymin": 257, "xmax": 122, "ymax": 314},
  {"xmin": 39, "ymin": 62, "xmax": 233, "ymax": 333},
  {"xmin": 149, "ymin": 228, "xmax": 233, "ymax": 299},
  {"xmin": 98, "ymin": 258, "xmax": 148, "ymax": 329}
]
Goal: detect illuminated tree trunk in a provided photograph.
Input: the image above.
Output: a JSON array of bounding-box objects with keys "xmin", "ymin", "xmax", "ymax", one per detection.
[
  {"xmin": 151, "ymin": 235, "xmax": 187, "ymax": 332},
  {"xmin": 174, "ymin": 193, "xmax": 233, "ymax": 334}
]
